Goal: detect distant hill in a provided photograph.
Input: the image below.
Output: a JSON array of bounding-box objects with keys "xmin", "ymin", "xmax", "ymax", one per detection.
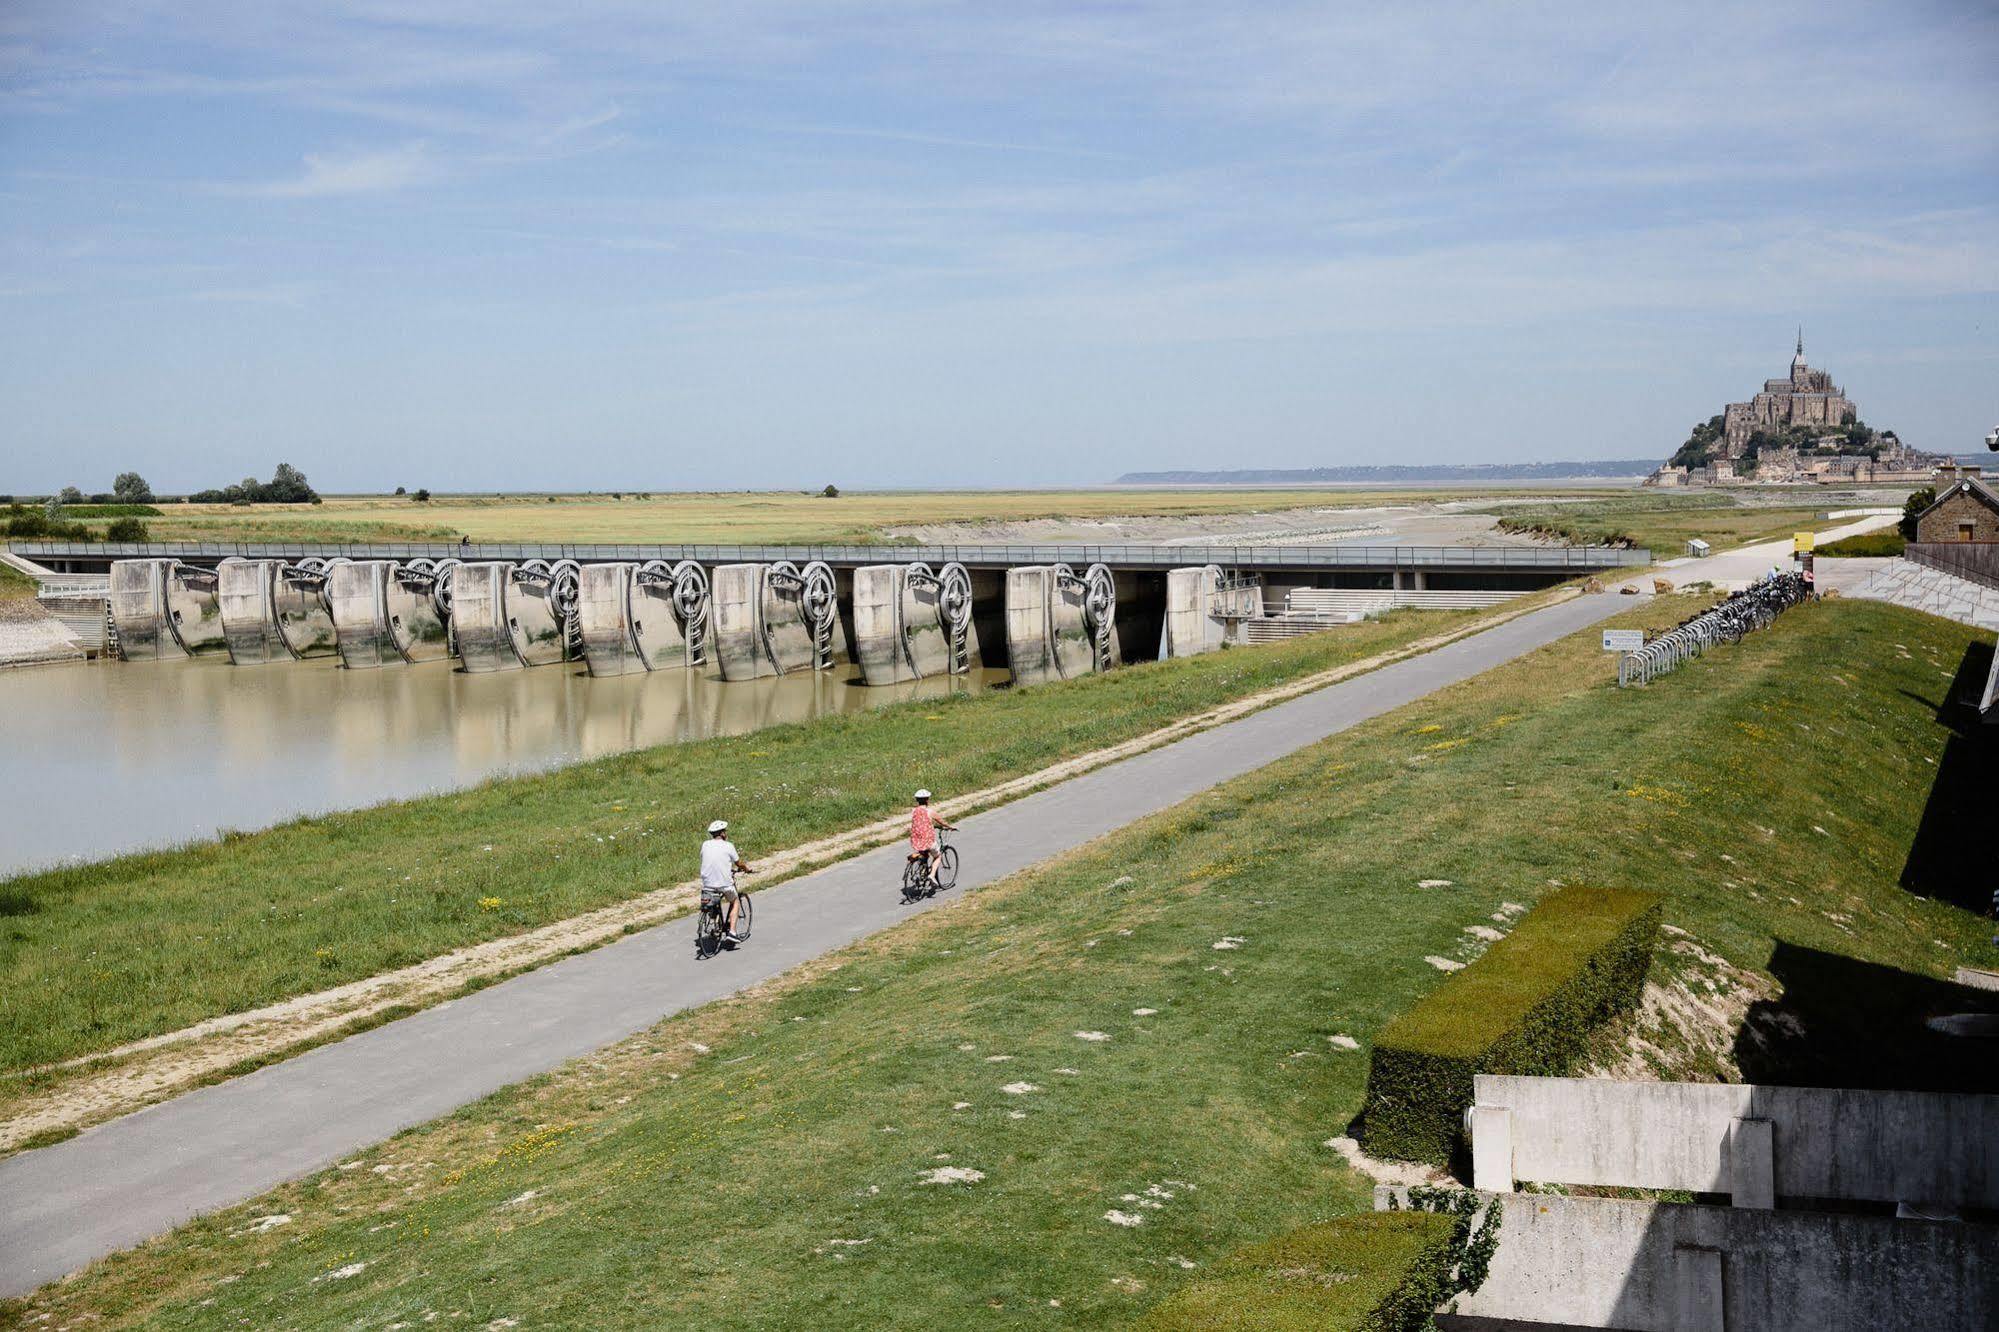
[{"xmin": 1114, "ymin": 459, "xmax": 1659, "ymax": 485}]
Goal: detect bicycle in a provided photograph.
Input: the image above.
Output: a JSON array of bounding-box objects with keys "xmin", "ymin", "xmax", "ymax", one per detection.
[
  {"xmin": 695, "ymin": 882, "xmax": 753, "ymax": 957},
  {"xmin": 900, "ymin": 833, "xmax": 960, "ymax": 900}
]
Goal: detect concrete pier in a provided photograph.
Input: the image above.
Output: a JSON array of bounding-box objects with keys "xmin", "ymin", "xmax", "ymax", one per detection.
[
  {"xmin": 108, "ymin": 558, "xmax": 228, "ymax": 661},
  {"xmin": 853, "ymin": 561, "xmax": 972, "ymax": 686},
  {"xmin": 578, "ymin": 560, "xmax": 709, "ymax": 677},
  {"xmin": 1006, "ymin": 563, "xmax": 1102, "ymax": 687},
  {"xmin": 1158, "ymin": 565, "xmax": 1261, "ymax": 658},
  {"xmin": 328, "ymin": 561, "xmax": 452, "ymax": 668},
  {"xmin": 712, "ymin": 561, "xmax": 838, "ymax": 682},
  {"xmin": 217, "ymin": 559, "xmax": 293, "ymax": 664},
  {"xmin": 450, "ymin": 562, "xmax": 526, "ymax": 672}
]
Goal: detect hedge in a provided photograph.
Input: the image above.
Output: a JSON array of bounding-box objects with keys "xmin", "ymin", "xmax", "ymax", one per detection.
[
  {"xmin": 1360, "ymin": 884, "xmax": 1661, "ymax": 1166},
  {"xmin": 1138, "ymin": 1212, "xmax": 1461, "ymax": 1332}
]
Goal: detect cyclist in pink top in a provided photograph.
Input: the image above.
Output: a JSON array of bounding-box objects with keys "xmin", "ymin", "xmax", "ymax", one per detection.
[{"xmin": 909, "ymin": 789, "xmax": 957, "ymax": 890}]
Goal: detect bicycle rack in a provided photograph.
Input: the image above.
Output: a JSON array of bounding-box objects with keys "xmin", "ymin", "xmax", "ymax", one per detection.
[{"xmin": 1617, "ymin": 574, "xmax": 1811, "ymax": 688}]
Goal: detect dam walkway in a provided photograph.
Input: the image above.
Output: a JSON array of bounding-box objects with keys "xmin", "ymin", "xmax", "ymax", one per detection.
[{"xmin": 0, "ymin": 591, "xmax": 1632, "ymax": 1298}]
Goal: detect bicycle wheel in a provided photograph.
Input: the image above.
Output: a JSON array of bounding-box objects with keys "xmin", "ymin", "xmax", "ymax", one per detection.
[
  {"xmin": 734, "ymin": 894, "xmax": 753, "ymax": 942},
  {"xmin": 695, "ymin": 903, "xmax": 722, "ymax": 956},
  {"xmin": 902, "ymin": 857, "xmax": 925, "ymax": 898},
  {"xmin": 937, "ymin": 844, "xmax": 960, "ymax": 890}
]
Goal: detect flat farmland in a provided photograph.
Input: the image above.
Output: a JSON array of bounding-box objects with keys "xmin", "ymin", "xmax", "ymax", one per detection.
[{"xmin": 129, "ymin": 488, "xmax": 1575, "ymax": 547}]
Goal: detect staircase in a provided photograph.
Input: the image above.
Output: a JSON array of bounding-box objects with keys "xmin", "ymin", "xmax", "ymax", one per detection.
[{"xmin": 1850, "ymin": 559, "xmax": 1999, "ymax": 631}]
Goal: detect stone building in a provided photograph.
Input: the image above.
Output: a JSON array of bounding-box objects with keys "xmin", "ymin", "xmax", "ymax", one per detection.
[
  {"xmin": 1720, "ymin": 332, "xmax": 1857, "ymax": 457},
  {"xmin": 1915, "ymin": 474, "xmax": 1999, "ymax": 544}
]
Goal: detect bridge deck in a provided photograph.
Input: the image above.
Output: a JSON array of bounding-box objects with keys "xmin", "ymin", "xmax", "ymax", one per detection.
[{"xmin": 11, "ymin": 540, "xmax": 1650, "ymax": 573}]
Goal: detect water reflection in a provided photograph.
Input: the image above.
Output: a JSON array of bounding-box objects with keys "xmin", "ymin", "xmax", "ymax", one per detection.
[{"xmin": 0, "ymin": 657, "xmax": 1005, "ymax": 877}]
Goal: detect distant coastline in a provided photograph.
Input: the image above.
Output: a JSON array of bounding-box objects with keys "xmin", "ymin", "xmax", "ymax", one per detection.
[{"xmin": 1113, "ymin": 459, "xmax": 1660, "ymax": 485}]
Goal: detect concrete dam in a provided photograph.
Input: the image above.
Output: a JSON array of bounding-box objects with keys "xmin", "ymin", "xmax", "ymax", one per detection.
[{"xmin": 30, "ymin": 540, "xmax": 1650, "ymax": 688}]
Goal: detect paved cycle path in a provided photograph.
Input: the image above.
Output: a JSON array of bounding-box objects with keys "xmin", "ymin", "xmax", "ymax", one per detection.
[{"xmin": 0, "ymin": 592, "xmax": 1629, "ymax": 1296}]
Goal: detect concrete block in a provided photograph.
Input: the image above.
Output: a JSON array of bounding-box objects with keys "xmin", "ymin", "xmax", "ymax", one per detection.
[
  {"xmin": 1674, "ymin": 1246, "xmax": 1725, "ymax": 1331},
  {"xmin": 1727, "ymin": 1118, "xmax": 1774, "ymax": 1209},
  {"xmin": 1469, "ymin": 1105, "xmax": 1515, "ymax": 1192},
  {"xmin": 1159, "ymin": 565, "xmax": 1225, "ymax": 659}
]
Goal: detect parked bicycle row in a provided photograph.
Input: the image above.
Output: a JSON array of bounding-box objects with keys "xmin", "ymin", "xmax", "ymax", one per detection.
[{"xmin": 1617, "ymin": 572, "xmax": 1814, "ymax": 688}]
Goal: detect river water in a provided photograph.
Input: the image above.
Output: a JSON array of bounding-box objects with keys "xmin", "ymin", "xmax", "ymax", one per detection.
[{"xmin": 0, "ymin": 657, "xmax": 1007, "ymax": 879}]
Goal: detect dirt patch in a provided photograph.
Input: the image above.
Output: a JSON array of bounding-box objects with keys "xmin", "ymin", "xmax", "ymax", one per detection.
[
  {"xmin": 1585, "ymin": 928, "xmax": 1775, "ymax": 1084},
  {"xmin": 0, "ymin": 590, "xmax": 1573, "ymax": 1153}
]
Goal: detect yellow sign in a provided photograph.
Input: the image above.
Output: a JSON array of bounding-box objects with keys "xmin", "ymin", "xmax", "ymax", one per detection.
[{"xmin": 1793, "ymin": 531, "xmax": 1815, "ymax": 554}]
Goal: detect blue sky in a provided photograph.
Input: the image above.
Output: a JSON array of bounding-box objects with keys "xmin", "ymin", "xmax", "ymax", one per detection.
[{"xmin": 3, "ymin": 1, "xmax": 1996, "ymax": 492}]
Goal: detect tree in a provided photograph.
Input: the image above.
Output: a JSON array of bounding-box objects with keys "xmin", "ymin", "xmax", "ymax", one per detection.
[
  {"xmin": 1900, "ymin": 487, "xmax": 1935, "ymax": 542},
  {"xmin": 113, "ymin": 472, "xmax": 153, "ymax": 504},
  {"xmin": 394, "ymin": 485, "xmax": 407, "ymax": 496},
  {"xmin": 821, "ymin": 484, "xmax": 841, "ymax": 498},
  {"xmin": 57, "ymin": 485, "xmax": 84, "ymax": 504},
  {"xmin": 266, "ymin": 463, "xmax": 317, "ymax": 503},
  {"xmin": 413, "ymin": 488, "xmax": 432, "ymax": 503},
  {"xmin": 1668, "ymin": 416, "xmax": 1725, "ymax": 470}
]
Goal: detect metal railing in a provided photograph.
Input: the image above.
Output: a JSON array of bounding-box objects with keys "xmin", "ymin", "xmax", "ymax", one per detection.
[
  {"xmin": 8, "ymin": 539, "xmax": 1652, "ymax": 571},
  {"xmin": 1617, "ymin": 573, "xmax": 1812, "ymax": 687}
]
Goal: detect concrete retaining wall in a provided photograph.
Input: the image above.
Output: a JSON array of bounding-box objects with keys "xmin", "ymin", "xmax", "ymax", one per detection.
[
  {"xmin": 217, "ymin": 560, "xmax": 294, "ymax": 665},
  {"xmin": 761, "ymin": 562, "xmax": 818, "ymax": 674},
  {"xmin": 1415, "ymin": 1191, "xmax": 1999, "ymax": 1331},
  {"xmin": 451, "ymin": 562, "xmax": 526, "ymax": 672},
  {"xmin": 1005, "ymin": 566, "xmax": 1058, "ymax": 686},
  {"xmin": 1472, "ymin": 1075, "xmax": 1999, "ymax": 1207}
]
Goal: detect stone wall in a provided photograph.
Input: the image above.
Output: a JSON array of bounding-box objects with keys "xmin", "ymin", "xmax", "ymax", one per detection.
[{"xmin": 1917, "ymin": 486, "xmax": 1999, "ymax": 543}]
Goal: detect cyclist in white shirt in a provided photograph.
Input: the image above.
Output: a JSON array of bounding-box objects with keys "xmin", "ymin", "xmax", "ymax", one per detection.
[{"xmin": 700, "ymin": 820, "xmax": 754, "ymax": 942}]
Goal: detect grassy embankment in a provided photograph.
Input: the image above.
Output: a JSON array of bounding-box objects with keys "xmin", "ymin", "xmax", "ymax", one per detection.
[
  {"xmin": 1817, "ymin": 529, "xmax": 1906, "ymax": 558},
  {"xmin": 1496, "ymin": 493, "xmax": 1872, "ymax": 553},
  {"xmin": 0, "ymin": 561, "xmax": 34, "ymax": 602},
  {"xmin": 13, "ymin": 597, "xmax": 1994, "ymax": 1329},
  {"xmin": 0, "ymin": 608, "xmax": 1490, "ymax": 1084},
  {"xmin": 118, "ymin": 488, "xmax": 1590, "ymax": 546}
]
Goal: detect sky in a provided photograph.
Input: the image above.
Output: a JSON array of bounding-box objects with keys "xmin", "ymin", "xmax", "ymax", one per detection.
[{"xmin": 2, "ymin": 1, "xmax": 1996, "ymax": 493}]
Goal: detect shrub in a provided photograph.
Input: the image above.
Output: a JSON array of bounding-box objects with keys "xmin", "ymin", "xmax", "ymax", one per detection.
[
  {"xmin": 104, "ymin": 517, "xmax": 150, "ymax": 542},
  {"xmin": 1360, "ymin": 884, "xmax": 1661, "ymax": 1166},
  {"xmin": 1, "ymin": 505, "xmax": 93, "ymax": 541},
  {"xmin": 822, "ymin": 483, "xmax": 841, "ymax": 498},
  {"xmin": 413, "ymin": 488, "xmax": 431, "ymax": 503},
  {"xmin": 1138, "ymin": 1212, "xmax": 1467, "ymax": 1332}
]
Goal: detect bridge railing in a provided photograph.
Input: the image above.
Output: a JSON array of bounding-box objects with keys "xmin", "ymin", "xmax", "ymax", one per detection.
[{"xmin": 8, "ymin": 540, "xmax": 1653, "ymax": 570}]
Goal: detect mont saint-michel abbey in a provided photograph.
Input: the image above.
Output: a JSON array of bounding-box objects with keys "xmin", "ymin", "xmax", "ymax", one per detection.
[
  {"xmin": 1720, "ymin": 332, "xmax": 1855, "ymax": 456},
  {"xmin": 1649, "ymin": 333, "xmax": 1940, "ymax": 487}
]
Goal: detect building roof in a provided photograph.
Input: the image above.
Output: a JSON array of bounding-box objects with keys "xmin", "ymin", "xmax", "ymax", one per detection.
[{"xmin": 1916, "ymin": 475, "xmax": 1999, "ymax": 523}]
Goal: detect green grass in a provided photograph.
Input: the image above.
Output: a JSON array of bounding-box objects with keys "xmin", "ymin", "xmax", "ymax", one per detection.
[
  {"xmin": 0, "ymin": 608, "xmax": 1487, "ymax": 1077},
  {"xmin": 1138, "ymin": 1213, "xmax": 1460, "ymax": 1331},
  {"xmin": 0, "ymin": 561, "xmax": 34, "ymax": 602},
  {"xmin": 1818, "ymin": 529, "xmax": 1906, "ymax": 558},
  {"xmin": 1495, "ymin": 493, "xmax": 1861, "ymax": 553},
  {"xmin": 129, "ymin": 487, "xmax": 1611, "ymax": 546},
  {"xmin": 13, "ymin": 597, "xmax": 1995, "ymax": 1329}
]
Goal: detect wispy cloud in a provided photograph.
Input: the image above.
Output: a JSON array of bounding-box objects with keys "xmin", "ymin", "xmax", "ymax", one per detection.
[
  {"xmin": 189, "ymin": 282, "xmax": 319, "ymax": 308},
  {"xmin": 228, "ymin": 143, "xmax": 433, "ymax": 198}
]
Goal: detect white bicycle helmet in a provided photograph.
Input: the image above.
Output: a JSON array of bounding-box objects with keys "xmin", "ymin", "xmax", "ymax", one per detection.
[
  {"xmin": 913, "ymin": 789, "xmax": 931, "ymax": 801},
  {"xmin": 708, "ymin": 819, "xmax": 729, "ymax": 833}
]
